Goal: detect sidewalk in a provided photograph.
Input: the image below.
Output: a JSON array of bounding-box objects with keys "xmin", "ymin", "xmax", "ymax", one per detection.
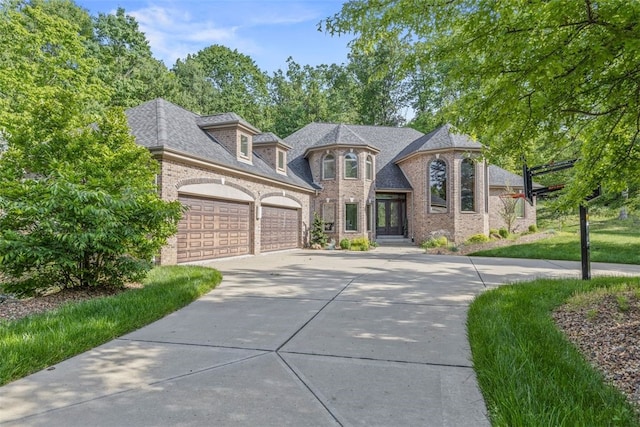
[{"xmin": 1, "ymin": 247, "xmax": 637, "ymax": 426}]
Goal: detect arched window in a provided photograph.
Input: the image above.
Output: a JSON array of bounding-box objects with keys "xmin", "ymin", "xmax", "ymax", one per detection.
[
  {"xmin": 365, "ymin": 155, "xmax": 373, "ymax": 180},
  {"xmin": 461, "ymin": 158, "xmax": 475, "ymax": 212},
  {"xmin": 322, "ymin": 154, "xmax": 335, "ymax": 180},
  {"xmin": 344, "ymin": 153, "xmax": 358, "ymax": 179},
  {"xmin": 429, "ymin": 159, "xmax": 447, "ymax": 213}
]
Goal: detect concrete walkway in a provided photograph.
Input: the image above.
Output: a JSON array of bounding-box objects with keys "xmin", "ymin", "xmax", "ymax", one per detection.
[{"xmin": 2, "ymin": 247, "xmax": 639, "ymax": 426}]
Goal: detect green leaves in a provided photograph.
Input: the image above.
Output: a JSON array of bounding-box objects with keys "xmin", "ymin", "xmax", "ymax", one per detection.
[{"xmin": 326, "ymin": 0, "xmax": 640, "ymax": 206}]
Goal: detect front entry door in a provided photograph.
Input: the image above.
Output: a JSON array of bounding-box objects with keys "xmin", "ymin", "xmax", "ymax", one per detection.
[{"xmin": 376, "ymin": 198, "xmax": 405, "ymax": 236}]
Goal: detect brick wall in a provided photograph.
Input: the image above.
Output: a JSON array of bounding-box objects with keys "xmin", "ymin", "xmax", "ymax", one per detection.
[{"xmin": 488, "ymin": 188, "xmax": 537, "ymax": 233}]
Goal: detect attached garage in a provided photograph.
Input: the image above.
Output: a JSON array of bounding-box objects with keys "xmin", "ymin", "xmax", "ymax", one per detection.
[
  {"xmin": 177, "ymin": 195, "xmax": 251, "ymax": 262},
  {"xmin": 260, "ymin": 205, "xmax": 300, "ymax": 252}
]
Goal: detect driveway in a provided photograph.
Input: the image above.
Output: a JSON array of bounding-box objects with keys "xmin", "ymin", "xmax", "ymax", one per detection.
[{"xmin": 2, "ymin": 247, "xmax": 637, "ymax": 426}]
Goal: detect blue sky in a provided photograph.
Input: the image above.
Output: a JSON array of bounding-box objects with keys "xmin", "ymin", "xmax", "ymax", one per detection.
[{"xmin": 75, "ymin": 0, "xmax": 352, "ymax": 74}]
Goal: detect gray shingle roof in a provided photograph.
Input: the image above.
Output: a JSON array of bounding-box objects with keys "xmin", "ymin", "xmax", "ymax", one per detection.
[
  {"xmin": 285, "ymin": 123, "xmax": 424, "ymax": 189},
  {"xmin": 489, "ymin": 165, "xmax": 543, "ymax": 189},
  {"xmin": 395, "ymin": 124, "xmax": 482, "ymax": 162},
  {"xmin": 196, "ymin": 112, "xmax": 259, "ymax": 133},
  {"xmin": 126, "ymin": 99, "xmax": 313, "ymax": 190},
  {"xmin": 253, "ymin": 132, "xmax": 292, "ymax": 149}
]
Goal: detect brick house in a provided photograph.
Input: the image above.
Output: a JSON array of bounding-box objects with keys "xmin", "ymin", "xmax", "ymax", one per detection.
[{"xmin": 126, "ymin": 99, "xmax": 535, "ymax": 264}]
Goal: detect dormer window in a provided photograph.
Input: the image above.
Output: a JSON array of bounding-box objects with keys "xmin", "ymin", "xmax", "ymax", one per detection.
[
  {"xmin": 277, "ymin": 150, "xmax": 286, "ymax": 172},
  {"xmin": 240, "ymin": 134, "xmax": 250, "ymax": 158}
]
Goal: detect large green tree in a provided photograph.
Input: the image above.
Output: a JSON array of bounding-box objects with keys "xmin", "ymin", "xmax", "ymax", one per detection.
[
  {"xmin": 173, "ymin": 45, "xmax": 272, "ymax": 129},
  {"xmin": 324, "ymin": 0, "xmax": 640, "ymax": 205},
  {"xmin": 0, "ymin": 3, "xmax": 182, "ymax": 295}
]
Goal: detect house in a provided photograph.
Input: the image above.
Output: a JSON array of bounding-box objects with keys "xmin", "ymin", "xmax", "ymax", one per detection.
[{"xmin": 126, "ymin": 98, "xmax": 535, "ymax": 264}]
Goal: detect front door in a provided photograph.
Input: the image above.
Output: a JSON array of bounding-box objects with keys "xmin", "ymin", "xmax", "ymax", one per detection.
[{"xmin": 376, "ymin": 196, "xmax": 405, "ymax": 236}]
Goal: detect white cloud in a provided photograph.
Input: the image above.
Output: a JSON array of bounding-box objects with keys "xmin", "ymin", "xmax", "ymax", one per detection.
[{"xmin": 129, "ymin": 5, "xmax": 239, "ymax": 66}]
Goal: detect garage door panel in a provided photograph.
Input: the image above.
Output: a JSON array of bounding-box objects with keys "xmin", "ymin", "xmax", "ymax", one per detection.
[
  {"xmin": 178, "ymin": 195, "xmax": 250, "ymax": 262},
  {"xmin": 261, "ymin": 206, "xmax": 300, "ymax": 252}
]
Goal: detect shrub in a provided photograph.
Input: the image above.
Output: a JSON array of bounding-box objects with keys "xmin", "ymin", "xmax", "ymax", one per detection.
[
  {"xmin": 489, "ymin": 228, "xmax": 499, "ymax": 236},
  {"xmin": 350, "ymin": 237, "xmax": 370, "ymax": 251},
  {"xmin": 339, "ymin": 238, "xmax": 351, "ymax": 250},
  {"xmin": 466, "ymin": 233, "xmax": 490, "ymax": 244},
  {"xmin": 309, "ymin": 212, "xmax": 328, "ymax": 248},
  {"xmin": 528, "ymin": 224, "xmax": 539, "ymax": 233},
  {"xmin": 498, "ymin": 228, "xmax": 509, "ymax": 238},
  {"xmin": 420, "ymin": 236, "xmax": 448, "ymax": 249}
]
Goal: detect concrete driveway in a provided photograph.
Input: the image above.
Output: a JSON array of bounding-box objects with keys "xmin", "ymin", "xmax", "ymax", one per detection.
[{"xmin": 2, "ymin": 247, "xmax": 638, "ymax": 426}]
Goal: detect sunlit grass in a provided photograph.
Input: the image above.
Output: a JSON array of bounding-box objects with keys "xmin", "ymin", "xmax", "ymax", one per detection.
[
  {"xmin": 470, "ymin": 218, "xmax": 640, "ymax": 264},
  {"xmin": 0, "ymin": 266, "xmax": 221, "ymax": 386},
  {"xmin": 468, "ymin": 276, "xmax": 640, "ymax": 426}
]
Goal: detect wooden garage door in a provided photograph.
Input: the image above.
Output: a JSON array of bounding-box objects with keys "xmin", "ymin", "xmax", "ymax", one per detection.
[
  {"xmin": 177, "ymin": 195, "xmax": 250, "ymax": 262},
  {"xmin": 260, "ymin": 206, "xmax": 300, "ymax": 252}
]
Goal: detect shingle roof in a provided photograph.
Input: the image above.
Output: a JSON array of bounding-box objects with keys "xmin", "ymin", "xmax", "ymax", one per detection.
[
  {"xmin": 196, "ymin": 112, "xmax": 259, "ymax": 133},
  {"xmin": 489, "ymin": 165, "xmax": 543, "ymax": 189},
  {"xmin": 126, "ymin": 99, "xmax": 313, "ymax": 190},
  {"xmin": 285, "ymin": 123, "xmax": 424, "ymax": 189},
  {"xmin": 253, "ymin": 132, "xmax": 292, "ymax": 149},
  {"xmin": 395, "ymin": 124, "xmax": 482, "ymax": 162}
]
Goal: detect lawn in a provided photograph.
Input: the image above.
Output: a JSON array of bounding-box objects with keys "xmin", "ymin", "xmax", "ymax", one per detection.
[
  {"xmin": 470, "ymin": 217, "xmax": 640, "ymax": 264},
  {"xmin": 468, "ymin": 276, "xmax": 640, "ymax": 426},
  {"xmin": 0, "ymin": 265, "xmax": 221, "ymax": 386}
]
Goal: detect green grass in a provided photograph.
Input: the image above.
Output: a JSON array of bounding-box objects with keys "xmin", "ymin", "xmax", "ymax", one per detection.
[
  {"xmin": 468, "ymin": 276, "xmax": 640, "ymax": 426},
  {"xmin": 0, "ymin": 265, "xmax": 221, "ymax": 386},
  {"xmin": 470, "ymin": 217, "xmax": 640, "ymax": 264}
]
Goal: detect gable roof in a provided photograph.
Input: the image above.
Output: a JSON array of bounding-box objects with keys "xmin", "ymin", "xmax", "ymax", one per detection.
[
  {"xmin": 126, "ymin": 98, "xmax": 312, "ymax": 190},
  {"xmin": 285, "ymin": 122, "xmax": 424, "ymax": 189}
]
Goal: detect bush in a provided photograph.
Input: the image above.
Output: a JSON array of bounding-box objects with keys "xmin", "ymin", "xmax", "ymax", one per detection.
[
  {"xmin": 339, "ymin": 238, "xmax": 351, "ymax": 250},
  {"xmin": 350, "ymin": 237, "xmax": 370, "ymax": 251},
  {"xmin": 529, "ymin": 224, "xmax": 539, "ymax": 233},
  {"xmin": 309, "ymin": 212, "xmax": 328, "ymax": 248},
  {"xmin": 420, "ymin": 236, "xmax": 448, "ymax": 249},
  {"xmin": 498, "ymin": 228, "xmax": 509, "ymax": 238},
  {"xmin": 489, "ymin": 228, "xmax": 499, "ymax": 236},
  {"xmin": 466, "ymin": 233, "xmax": 491, "ymax": 244}
]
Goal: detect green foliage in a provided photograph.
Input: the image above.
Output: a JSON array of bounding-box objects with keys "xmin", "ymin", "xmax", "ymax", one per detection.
[
  {"xmin": 173, "ymin": 45, "xmax": 271, "ymax": 129},
  {"xmin": 309, "ymin": 212, "xmax": 328, "ymax": 248},
  {"xmin": 0, "ymin": 266, "xmax": 222, "ymax": 385},
  {"xmin": 0, "ymin": 5, "xmax": 183, "ymax": 295},
  {"xmin": 528, "ymin": 224, "xmax": 539, "ymax": 233},
  {"xmin": 471, "ymin": 217, "xmax": 640, "ymax": 265},
  {"xmin": 466, "ymin": 234, "xmax": 490, "ymax": 244},
  {"xmin": 498, "ymin": 228, "xmax": 509, "ymax": 239},
  {"xmin": 349, "ymin": 237, "xmax": 370, "ymax": 251},
  {"xmin": 420, "ymin": 236, "xmax": 448, "ymax": 249},
  {"xmin": 468, "ymin": 277, "xmax": 640, "ymax": 425},
  {"xmin": 324, "ymin": 0, "xmax": 640, "ymax": 207},
  {"xmin": 339, "ymin": 238, "xmax": 351, "ymax": 250}
]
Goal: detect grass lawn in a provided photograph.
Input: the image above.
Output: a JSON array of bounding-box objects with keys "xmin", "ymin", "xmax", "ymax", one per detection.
[
  {"xmin": 0, "ymin": 265, "xmax": 221, "ymax": 386},
  {"xmin": 470, "ymin": 217, "xmax": 640, "ymax": 264},
  {"xmin": 468, "ymin": 276, "xmax": 640, "ymax": 426}
]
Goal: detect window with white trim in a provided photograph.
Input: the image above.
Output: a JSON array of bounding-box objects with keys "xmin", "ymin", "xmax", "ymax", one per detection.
[
  {"xmin": 345, "ymin": 153, "xmax": 358, "ymax": 179},
  {"xmin": 345, "ymin": 203, "xmax": 358, "ymax": 231},
  {"xmin": 322, "ymin": 154, "xmax": 336, "ymax": 180}
]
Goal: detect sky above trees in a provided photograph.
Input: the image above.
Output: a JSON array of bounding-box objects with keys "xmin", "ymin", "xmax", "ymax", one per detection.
[{"xmin": 74, "ymin": 0, "xmax": 351, "ymax": 73}]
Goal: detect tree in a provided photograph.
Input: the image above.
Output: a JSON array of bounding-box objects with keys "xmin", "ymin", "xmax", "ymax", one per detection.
[
  {"xmin": 309, "ymin": 212, "xmax": 328, "ymax": 248},
  {"xmin": 0, "ymin": 4, "xmax": 182, "ymax": 295},
  {"xmin": 90, "ymin": 7, "xmax": 180, "ymax": 108},
  {"xmin": 173, "ymin": 45, "xmax": 271, "ymax": 129},
  {"xmin": 323, "ymin": 1, "xmax": 640, "ymax": 205}
]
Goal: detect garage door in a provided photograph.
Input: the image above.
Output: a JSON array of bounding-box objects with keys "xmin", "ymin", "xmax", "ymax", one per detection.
[
  {"xmin": 260, "ymin": 206, "xmax": 300, "ymax": 252},
  {"xmin": 177, "ymin": 195, "xmax": 250, "ymax": 262}
]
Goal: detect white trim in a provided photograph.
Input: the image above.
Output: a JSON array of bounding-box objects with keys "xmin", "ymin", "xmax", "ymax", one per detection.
[
  {"xmin": 261, "ymin": 195, "xmax": 301, "ymax": 209},
  {"xmin": 178, "ymin": 183, "xmax": 253, "ymax": 201}
]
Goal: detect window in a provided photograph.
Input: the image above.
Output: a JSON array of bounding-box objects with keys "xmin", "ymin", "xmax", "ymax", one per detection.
[
  {"xmin": 365, "ymin": 155, "xmax": 373, "ymax": 180},
  {"xmin": 366, "ymin": 203, "xmax": 372, "ymax": 231},
  {"xmin": 345, "ymin": 153, "xmax": 358, "ymax": 179},
  {"xmin": 277, "ymin": 150, "xmax": 286, "ymax": 171},
  {"xmin": 429, "ymin": 159, "xmax": 447, "ymax": 213},
  {"xmin": 322, "ymin": 203, "xmax": 335, "ymax": 232},
  {"xmin": 461, "ymin": 158, "xmax": 475, "ymax": 212},
  {"xmin": 345, "ymin": 203, "xmax": 358, "ymax": 231},
  {"xmin": 322, "ymin": 154, "xmax": 335, "ymax": 180},
  {"xmin": 516, "ymin": 197, "xmax": 525, "ymax": 218},
  {"xmin": 240, "ymin": 134, "xmax": 249, "ymax": 158}
]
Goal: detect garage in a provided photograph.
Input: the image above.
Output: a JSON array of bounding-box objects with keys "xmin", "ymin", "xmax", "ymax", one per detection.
[
  {"xmin": 177, "ymin": 195, "xmax": 250, "ymax": 262},
  {"xmin": 260, "ymin": 205, "xmax": 300, "ymax": 252}
]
